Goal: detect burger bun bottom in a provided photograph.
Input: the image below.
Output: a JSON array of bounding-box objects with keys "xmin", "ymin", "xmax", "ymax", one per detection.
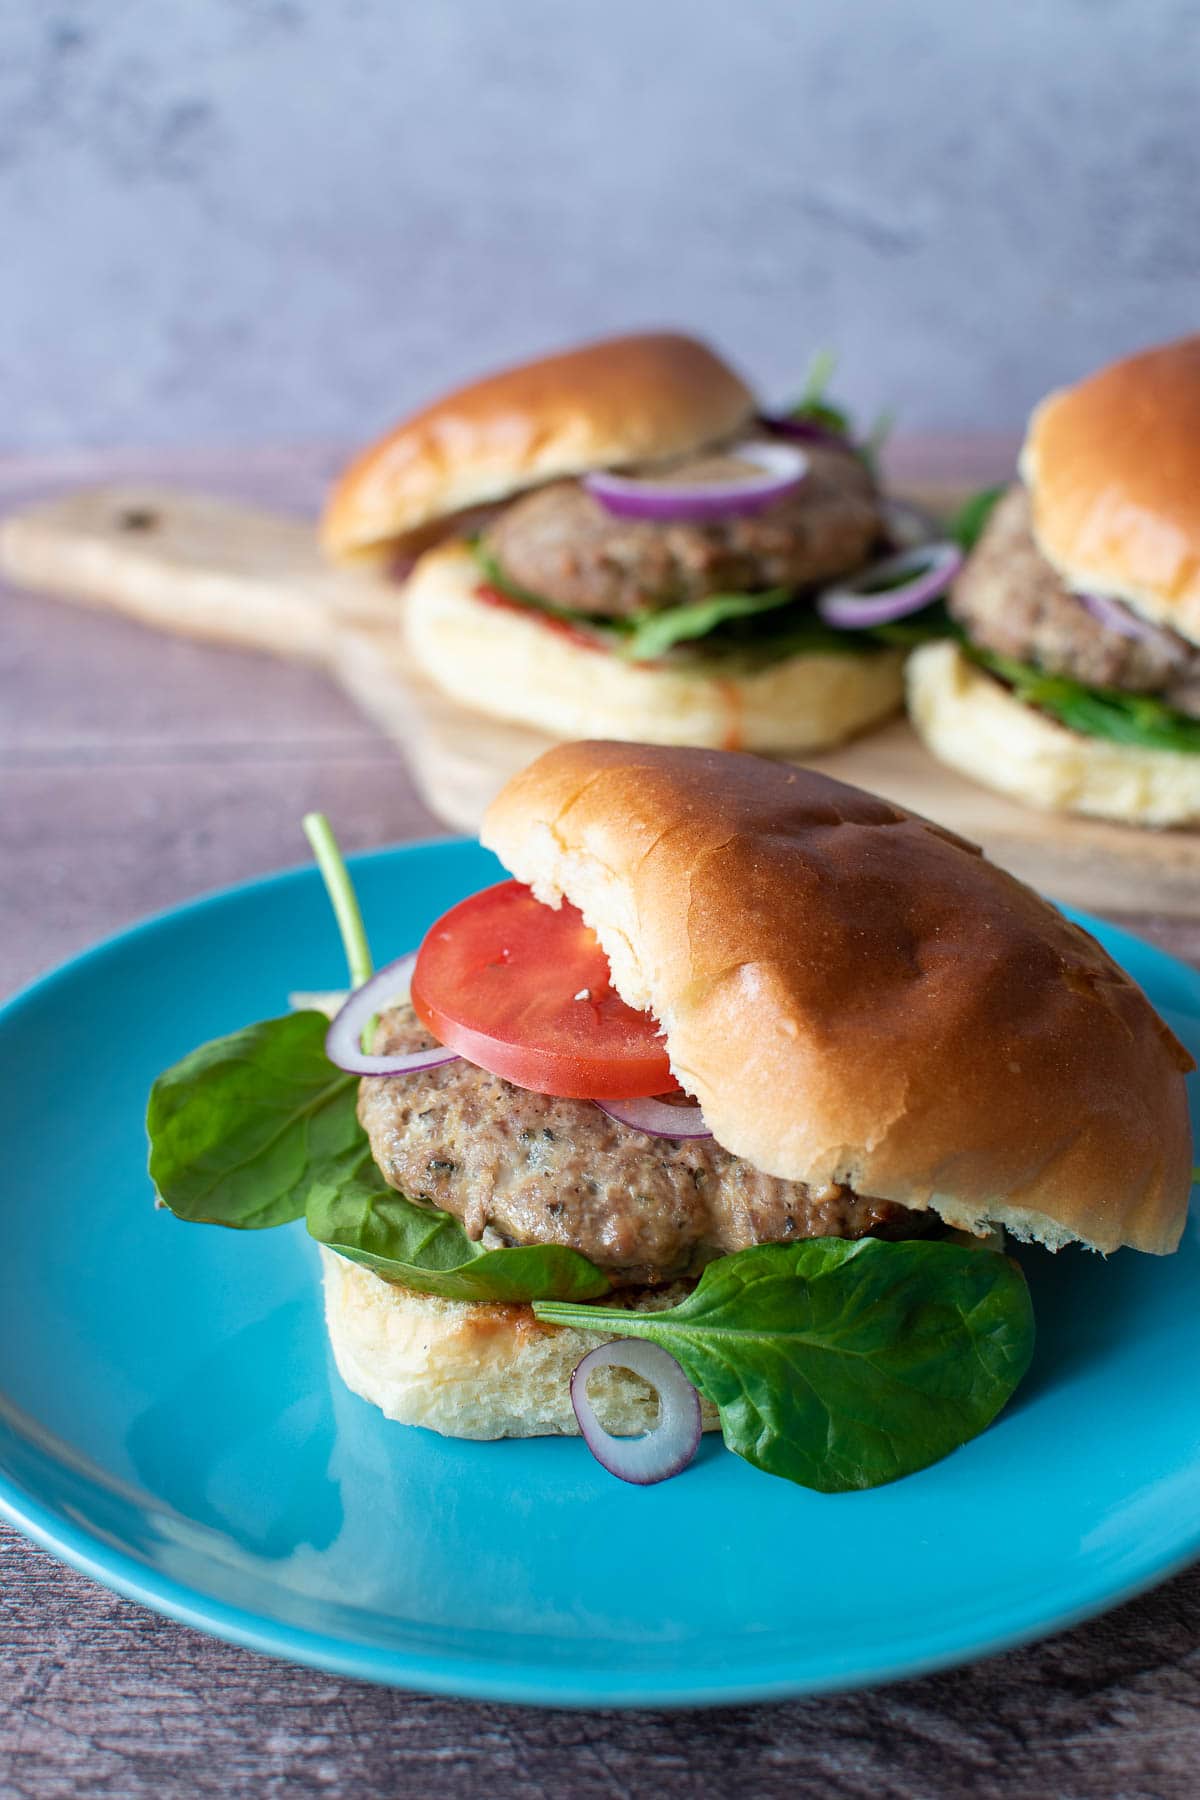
[
  {"xmin": 907, "ymin": 640, "xmax": 1200, "ymax": 827},
  {"xmin": 404, "ymin": 543, "xmax": 904, "ymax": 753},
  {"xmin": 320, "ymin": 1246, "xmax": 721, "ymax": 1440}
]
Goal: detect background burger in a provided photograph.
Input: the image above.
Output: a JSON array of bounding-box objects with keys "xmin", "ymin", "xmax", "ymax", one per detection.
[
  {"xmin": 321, "ymin": 332, "xmax": 958, "ymax": 755},
  {"xmin": 149, "ymin": 743, "xmax": 1193, "ymax": 1493},
  {"xmin": 909, "ymin": 334, "xmax": 1200, "ymax": 825}
]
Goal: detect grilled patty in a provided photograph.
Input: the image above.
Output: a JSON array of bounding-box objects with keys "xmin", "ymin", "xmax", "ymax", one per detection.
[
  {"xmin": 480, "ymin": 441, "xmax": 883, "ymax": 619},
  {"xmin": 951, "ymin": 485, "xmax": 1200, "ymax": 710},
  {"xmin": 358, "ymin": 1004, "xmax": 929, "ymax": 1285}
]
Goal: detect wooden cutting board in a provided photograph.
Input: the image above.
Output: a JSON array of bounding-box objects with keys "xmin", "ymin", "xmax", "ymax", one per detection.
[{"xmin": 4, "ymin": 480, "xmax": 1199, "ymax": 917}]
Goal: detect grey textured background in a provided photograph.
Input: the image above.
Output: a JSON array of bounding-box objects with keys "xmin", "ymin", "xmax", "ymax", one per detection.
[{"xmin": 2, "ymin": 0, "xmax": 1199, "ymax": 453}]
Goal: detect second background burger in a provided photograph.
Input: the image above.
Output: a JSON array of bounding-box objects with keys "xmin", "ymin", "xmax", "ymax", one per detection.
[
  {"xmin": 909, "ymin": 335, "xmax": 1200, "ymax": 826},
  {"xmin": 322, "ymin": 332, "xmax": 958, "ymax": 754}
]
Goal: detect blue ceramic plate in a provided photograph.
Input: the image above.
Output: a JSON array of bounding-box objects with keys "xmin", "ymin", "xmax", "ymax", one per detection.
[{"xmin": 1, "ymin": 839, "xmax": 1198, "ymax": 1708}]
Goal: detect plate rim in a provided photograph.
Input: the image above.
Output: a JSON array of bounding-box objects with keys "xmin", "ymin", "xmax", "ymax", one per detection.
[{"xmin": 1, "ymin": 840, "xmax": 1198, "ymax": 1708}]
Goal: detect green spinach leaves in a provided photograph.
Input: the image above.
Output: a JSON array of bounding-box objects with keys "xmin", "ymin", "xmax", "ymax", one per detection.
[
  {"xmin": 148, "ymin": 1012, "xmax": 358, "ymax": 1230},
  {"xmin": 472, "ymin": 542, "xmax": 900, "ymax": 668},
  {"xmin": 969, "ymin": 647, "xmax": 1200, "ymax": 756},
  {"xmin": 307, "ymin": 1149, "xmax": 609, "ymax": 1302},
  {"xmin": 536, "ymin": 1237, "xmax": 1034, "ymax": 1492},
  {"xmin": 149, "ymin": 1012, "xmax": 613, "ymax": 1301},
  {"xmin": 947, "ymin": 484, "xmax": 1006, "ymax": 552}
]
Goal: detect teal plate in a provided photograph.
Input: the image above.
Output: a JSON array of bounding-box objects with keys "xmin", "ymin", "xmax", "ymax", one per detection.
[{"xmin": 1, "ymin": 839, "xmax": 1198, "ymax": 1708}]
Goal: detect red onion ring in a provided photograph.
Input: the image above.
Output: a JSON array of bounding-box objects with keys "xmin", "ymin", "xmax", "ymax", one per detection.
[
  {"xmin": 583, "ymin": 441, "xmax": 808, "ymax": 524},
  {"xmin": 816, "ymin": 541, "xmax": 963, "ymax": 629},
  {"xmin": 325, "ymin": 953, "xmax": 463, "ymax": 1076},
  {"xmin": 1076, "ymin": 590, "xmax": 1174, "ymax": 647},
  {"xmin": 570, "ymin": 1340, "xmax": 703, "ymax": 1485},
  {"xmin": 595, "ymin": 1095, "xmax": 713, "ymax": 1140},
  {"xmin": 758, "ymin": 410, "xmax": 854, "ymax": 451}
]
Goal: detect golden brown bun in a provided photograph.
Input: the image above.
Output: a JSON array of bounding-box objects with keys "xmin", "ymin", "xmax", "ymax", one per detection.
[
  {"xmin": 1021, "ymin": 335, "xmax": 1200, "ymax": 644},
  {"xmin": 403, "ymin": 542, "xmax": 904, "ymax": 751},
  {"xmin": 322, "ymin": 332, "xmax": 755, "ymax": 561},
  {"xmin": 320, "ymin": 1248, "xmax": 721, "ymax": 1439},
  {"xmin": 907, "ymin": 640, "xmax": 1200, "ymax": 827},
  {"xmin": 482, "ymin": 741, "xmax": 1194, "ymax": 1256}
]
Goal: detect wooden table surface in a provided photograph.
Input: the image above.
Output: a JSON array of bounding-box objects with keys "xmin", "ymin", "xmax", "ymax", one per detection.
[{"xmin": 4, "ymin": 444, "xmax": 1200, "ymax": 1800}]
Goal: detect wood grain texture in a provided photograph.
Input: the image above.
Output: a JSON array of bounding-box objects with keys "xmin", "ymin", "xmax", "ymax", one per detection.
[
  {"xmin": 3, "ymin": 443, "xmax": 1200, "ymax": 1800},
  {"xmin": 5, "ymin": 1526, "xmax": 1200, "ymax": 1800}
]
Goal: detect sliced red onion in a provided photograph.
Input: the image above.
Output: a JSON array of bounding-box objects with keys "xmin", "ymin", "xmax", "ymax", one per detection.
[
  {"xmin": 570, "ymin": 1340, "xmax": 703, "ymax": 1485},
  {"xmin": 881, "ymin": 498, "xmax": 941, "ymax": 549},
  {"xmin": 1076, "ymin": 590, "xmax": 1172, "ymax": 646},
  {"xmin": 324, "ymin": 953, "xmax": 462, "ymax": 1076},
  {"xmin": 816, "ymin": 541, "xmax": 963, "ymax": 629},
  {"xmin": 595, "ymin": 1095, "xmax": 713, "ymax": 1140},
  {"xmin": 759, "ymin": 410, "xmax": 854, "ymax": 451},
  {"xmin": 583, "ymin": 442, "xmax": 808, "ymax": 524}
]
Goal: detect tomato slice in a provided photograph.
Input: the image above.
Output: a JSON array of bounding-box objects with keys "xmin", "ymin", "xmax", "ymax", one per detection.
[{"xmin": 410, "ymin": 880, "xmax": 678, "ymax": 1098}]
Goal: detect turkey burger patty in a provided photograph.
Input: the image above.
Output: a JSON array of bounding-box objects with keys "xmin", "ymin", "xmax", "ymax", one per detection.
[
  {"xmin": 950, "ymin": 485, "xmax": 1200, "ymax": 714},
  {"xmin": 359, "ymin": 1002, "xmax": 928, "ymax": 1285},
  {"xmin": 481, "ymin": 440, "xmax": 884, "ymax": 619}
]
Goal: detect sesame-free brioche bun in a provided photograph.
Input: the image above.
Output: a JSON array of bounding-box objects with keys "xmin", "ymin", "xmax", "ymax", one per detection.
[
  {"xmin": 403, "ymin": 542, "xmax": 904, "ymax": 751},
  {"xmin": 1021, "ymin": 335, "xmax": 1200, "ymax": 645},
  {"xmin": 320, "ymin": 1248, "xmax": 721, "ymax": 1440},
  {"xmin": 322, "ymin": 332, "xmax": 755, "ymax": 562},
  {"xmin": 482, "ymin": 740, "xmax": 1194, "ymax": 1256},
  {"xmin": 907, "ymin": 639, "xmax": 1200, "ymax": 827}
]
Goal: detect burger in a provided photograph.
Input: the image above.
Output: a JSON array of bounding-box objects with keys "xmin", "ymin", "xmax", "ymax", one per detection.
[
  {"xmin": 148, "ymin": 743, "xmax": 1192, "ymax": 1493},
  {"xmin": 909, "ymin": 335, "xmax": 1200, "ymax": 825},
  {"xmin": 321, "ymin": 332, "xmax": 958, "ymax": 755}
]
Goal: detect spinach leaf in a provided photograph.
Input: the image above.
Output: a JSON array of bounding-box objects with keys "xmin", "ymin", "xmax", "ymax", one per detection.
[
  {"xmin": 621, "ymin": 588, "xmax": 795, "ymax": 661},
  {"xmin": 780, "ymin": 349, "xmax": 895, "ymax": 472},
  {"xmin": 969, "ymin": 647, "xmax": 1200, "ymax": 755},
  {"xmin": 148, "ymin": 1007, "xmax": 611, "ymax": 1299},
  {"xmin": 535, "ymin": 1237, "xmax": 1034, "ymax": 1492},
  {"xmin": 306, "ymin": 1141, "xmax": 610, "ymax": 1302},
  {"xmin": 148, "ymin": 1012, "xmax": 358, "ymax": 1229},
  {"xmin": 471, "ymin": 542, "xmax": 625, "ymax": 648},
  {"xmin": 787, "ymin": 397, "xmax": 854, "ymax": 439},
  {"xmin": 871, "ymin": 597, "xmax": 956, "ymax": 649},
  {"xmin": 948, "ymin": 485, "xmax": 1006, "ymax": 552},
  {"xmin": 706, "ymin": 603, "xmax": 892, "ymax": 667},
  {"xmin": 788, "ymin": 347, "xmax": 854, "ymax": 440},
  {"xmin": 473, "ymin": 539, "xmax": 888, "ymax": 667}
]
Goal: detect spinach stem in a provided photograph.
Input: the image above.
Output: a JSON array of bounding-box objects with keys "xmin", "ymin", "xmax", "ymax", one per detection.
[
  {"xmin": 801, "ymin": 346, "xmax": 837, "ymax": 405},
  {"xmin": 302, "ymin": 813, "xmax": 374, "ymax": 989}
]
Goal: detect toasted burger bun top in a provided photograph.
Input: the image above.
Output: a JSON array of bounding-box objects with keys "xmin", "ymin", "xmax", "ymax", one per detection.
[
  {"xmin": 1021, "ymin": 335, "xmax": 1200, "ymax": 646},
  {"xmin": 482, "ymin": 741, "xmax": 1194, "ymax": 1256},
  {"xmin": 322, "ymin": 331, "xmax": 755, "ymax": 561}
]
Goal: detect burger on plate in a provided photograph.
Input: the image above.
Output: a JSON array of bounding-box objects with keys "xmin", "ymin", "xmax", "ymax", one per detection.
[
  {"xmin": 321, "ymin": 332, "xmax": 959, "ymax": 755},
  {"xmin": 909, "ymin": 335, "xmax": 1200, "ymax": 825},
  {"xmin": 148, "ymin": 743, "xmax": 1192, "ymax": 1492}
]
